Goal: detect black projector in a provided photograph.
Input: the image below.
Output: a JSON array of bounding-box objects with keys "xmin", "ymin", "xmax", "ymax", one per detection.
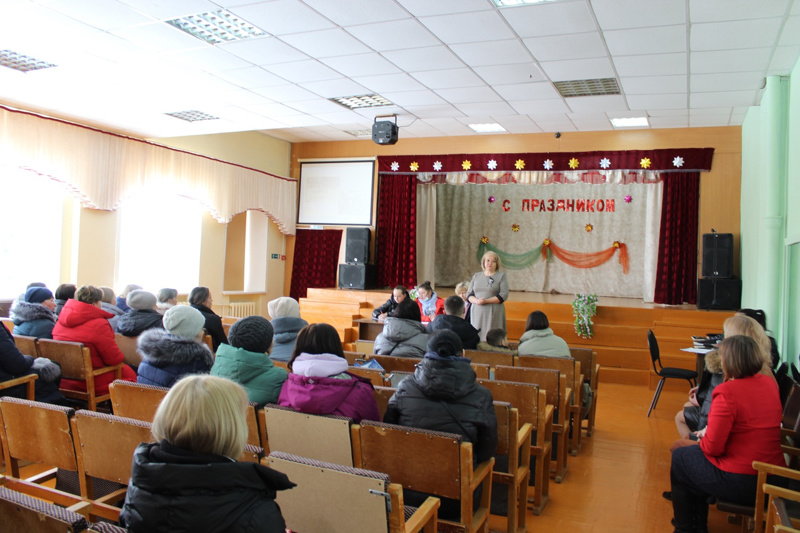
[{"xmin": 372, "ymin": 120, "xmax": 398, "ymax": 145}]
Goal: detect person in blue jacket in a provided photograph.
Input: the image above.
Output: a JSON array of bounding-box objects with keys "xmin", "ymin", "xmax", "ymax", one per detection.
[{"xmin": 10, "ymin": 287, "xmax": 58, "ymax": 338}]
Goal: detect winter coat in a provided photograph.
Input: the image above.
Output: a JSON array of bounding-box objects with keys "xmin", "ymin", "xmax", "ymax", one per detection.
[
  {"xmin": 684, "ymin": 350, "xmax": 724, "ymax": 433},
  {"xmin": 120, "ymin": 441, "xmax": 294, "ymax": 533},
  {"xmin": 374, "ymin": 318, "xmax": 428, "ymax": 358},
  {"xmin": 278, "ymin": 354, "xmax": 380, "ymax": 423},
  {"xmin": 101, "ymin": 302, "xmax": 125, "ymax": 317},
  {"xmin": 384, "ymin": 353, "xmax": 498, "ymax": 464},
  {"xmin": 212, "ymin": 344, "xmax": 288, "ymax": 404},
  {"xmin": 269, "ymin": 316, "xmax": 308, "ymax": 362},
  {"xmin": 416, "ymin": 293, "xmax": 445, "ymax": 323},
  {"xmin": 116, "ymin": 296, "xmax": 132, "ymax": 313},
  {"xmin": 52, "ymin": 299, "xmax": 136, "ymax": 394},
  {"xmin": 136, "ymin": 329, "xmax": 214, "ymax": 388},
  {"xmin": 517, "ymin": 328, "xmax": 570, "ymax": 357},
  {"xmin": 191, "ymin": 303, "xmax": 227, "ymax": 351},
  {"xmin": 427, "ymin": 314, "xmax": 480, "ymax": 350},
  {"xmin": 55, "ymin": 299, "xmax": 68, "ymax": 317},
  {"xmin": 0, "ymin": 323, "xmax": 63, "ymax": 403},
  {"xmin": 115, "ymin": 309, "xmax": 164, "ymax": 338},
  {"xmin": 10, "ymin": 299, "xmax": 57, "ymax": 339},
  {"xmin": 372, "ymin": 296, "xmax": 400, "ymax": 319}
]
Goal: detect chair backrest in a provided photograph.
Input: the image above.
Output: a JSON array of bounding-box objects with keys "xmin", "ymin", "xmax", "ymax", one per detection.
[
  {"xmin": 239, "ymin": 443, "xmax": 265, "ymax": 463},
  {"xmin": 0, "ymin": 486, "xmax": 89, "ymax": 533},
  {"xmin": 495, "ymin": 366, "xmax": 561, "ymax": 420},
  {"xmin": 354, "ymin": 339, "xmax": 375, "ymax": 356},
  {"xmin": 37, "ymin": 339, "xmax": 90, "ymax": 381},
  {"xmin": 368, "ymin": 354, "xmax": 420, "ymax": 373},
  {"xmin": 114, "ymin": 333, "xmax": 141, "ymax": 368},
  {"xmin": 245, "ymin": 402, "xmax": 261, "ymax": 448},
  {"xmin": 387, "ymin": 370, "xmax": 413, "ymax": 388},
  {"xmin": 494, "ymin": 401, "xmax": 512, "ymax": 456},
  {"xmin": 569, "ymin": 347, "xmax": 596, "ymax": 384},
  {"xmin": 12, "ymin": 334, "xmax": 38, "ymax": 357},
  {"xmin": 263, "ymin": 405, "xmax": 355, "ymax": 466},
  {"xmin": 478, "ymin": 379, "xmax": 540, "ymax": 429},
  {"xmin": 109, "ymin": 380, "xmax": 168, "ymax": 421},
  {"xmin": 463, "ymin": 349, "xmax": 515, "ymax": 369},
  {"xmin": 372, "ymin": 385, "xmax": 396, "ymax": 420},
  {"xmin": 1, "ymin": 318, "xmax": 14, "ymax": 334},
  {"xmin": 782, "ymin": 383, "xmax": 800, "ymax": 433},
  {"xmin": 203, "ymin": 334, "xmax": 213, "ymax": 352},
  {"xmin": 271, "ymin": 359, "xmax": 289, "ymax": 371},
  {"xmin": 343, "ymin": 351, "xmax": 365, "ymax": 365},
  {"xmin": 347, "ymin": 366, "xmax": 388, "ymax": 387},
  {"xmin": 471, "ymin": 362, "xmax": 491, "ymax": 380},
  {"xmin": 647, "ymin": 330, "xmax": 661, "ymax": 370},
  {"xmin": 517, "ymin": 355, "xmax": 580, "ymax": 406}
]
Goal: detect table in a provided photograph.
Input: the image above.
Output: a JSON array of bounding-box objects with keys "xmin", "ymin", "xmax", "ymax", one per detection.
[
  {"xmin": 355, "ymin": 318, "xmax": 384, "ymax": 341},
  {"xmin": 681, "ymin": 347, "xmax": 713, "ymax": 378}
]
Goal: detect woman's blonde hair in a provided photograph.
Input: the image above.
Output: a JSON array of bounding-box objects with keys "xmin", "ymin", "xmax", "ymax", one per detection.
[
  {"xmin": 152, "ymin": 375, "xmax": 248, "ymax": 459},
  {"xmin": 455, "ymin": 281, "xmax": 469, "ymax": 296},
  {"xmin": 481, "ymin": 251, "xmax": 501, "ymax": 270},
  {"xmin": 723, "ymin": 314, "xmax": 772, "ymax": 370},
  {"xmin": 75, "ymin": 285, "xmax": 103, "ymax": 305}
]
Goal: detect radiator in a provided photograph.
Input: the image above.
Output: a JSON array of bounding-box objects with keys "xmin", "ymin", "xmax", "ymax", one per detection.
[{"xmin": 222, "ymin": 302, "xmax": 257, "ymax": 318}]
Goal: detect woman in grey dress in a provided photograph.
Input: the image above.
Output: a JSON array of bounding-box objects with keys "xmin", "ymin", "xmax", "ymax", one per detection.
[{"xmin": 467, "ymin": 251, "xmax": 509, "ymax": 342}]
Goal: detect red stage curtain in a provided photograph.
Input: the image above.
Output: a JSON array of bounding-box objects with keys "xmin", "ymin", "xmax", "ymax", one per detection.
[
  {"xmin": 376, "ymin": 174, "xmax": 417, "ymax": 288},
  {"xmin": 654, "ymin": 173, "xmax": 700, "ymax": 305},
  {"xmin": 290, "ymin": 229, "xmax": 343, "ymax": 301}
]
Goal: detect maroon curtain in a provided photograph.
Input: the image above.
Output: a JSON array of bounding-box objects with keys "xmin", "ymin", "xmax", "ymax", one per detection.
[
  {"xmin": 654, "ymin": 173, "xmax": 700, "ymax": 305},
  {"xmin": 376, "ymin": 174, "xmax": 417, "ymax": 288},
  {"xmin": 290, "ymin": 229, "xmax": 343, "ymax": 301}
]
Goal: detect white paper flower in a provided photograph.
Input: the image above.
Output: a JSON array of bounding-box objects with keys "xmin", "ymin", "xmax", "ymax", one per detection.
[
  {"xmin": 487, "ymin": 159, "xmax": 497, "ymax": 170},
  {"xmin": 599, "ymin": 158, "xmax": 611, "ymax": 169},
  {"xmin": 673, "ymin": 156, "xmax": 684, "ymax": 168},
  {"xmin": 390, "ymin": 161, "xmax": 399, "ymax": 171},
  {"xmin": 543, "ymin": 159, "xmax": 554, "ymax": 170},
  {"xmin": 433, "ymin": 161, "xmax": 442, "ymax": 171}
]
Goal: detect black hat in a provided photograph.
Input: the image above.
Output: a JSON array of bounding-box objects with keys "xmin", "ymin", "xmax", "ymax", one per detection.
[
  {"xmin": 229, "ymin": 316, "xmax": 274, "ymax": 354},
  {"xmin": 426, "ymin": 329, "xmax": 463, "ymax": 357}
]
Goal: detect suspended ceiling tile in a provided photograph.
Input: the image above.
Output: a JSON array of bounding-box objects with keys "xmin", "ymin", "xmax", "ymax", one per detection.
[
  {"xmin": 450, "ymin": 40, "xmax": 532, "ymax": 67},
  {"xmin": 319, "ymin": 53, "xmax": 402, "ymax": 78},
  {"xmin": 214, "ymin": 65, "xmax": 288, "ymax": 88},
  {"xmin": 649, "ymin": 115, "xmax": 689, "ymax": 127},
  {"xmin": 403, "ymin": 104, "xmax": 464, "ymax": 118},
  {"xmin": 689, "ymin": 0, "xmax": 791, "ymax": 23},
  {"xmin": 473, "ymin": 63, "xmax": 547, "ymax": 85},
  {"xmin": 691, "ymin": 71, "xmax": 765, "ymax": 93},
  {"xmin": 538, "ymin": 57, "xmax": 616, "ymax": 82},
  {"xmin": 264, "ymin": 59, "xmax": 342, "ymax": 83},
  {"xmin": 410, "ymin": 68, "xmax": 486, "ymax": 90},
  {"xmin": 690, "ymin": 48, "xmax": 773, "ymax": 74},
  {"xmin": 690, "ymin": 90, "xmax": 758, "ymax": 108},
  {"xmin": 382, "ymin": 46, "xmax": 465, "ymax": 72},
  {"xmin": 501, "ymin": 2, "xmax": 598, "ymax": 38},
  {"xmin": 110, "ymin": 21, "xmax": 206, "ymax": 53},
  {"xmin": 345, "ymin": 19, "xmax": 440, "ymax": 51},
  {"xmin": 279, "ymin": 28, "xmax": 372, "ymax": 59},
  {"xmin": 613, "ymin": 53, "xmax": 687, "ymax": 77},
  {"xmin": 299, "ymin": 78, "xmax": 371, "ymax": 98},
  {"xmin": 46, "ymin": 0, "xmax": 155, "ymax": 30},
  {"xmin": 493, "ymin": 81, "xmax": 561, "ymax": 101},
  {"xmin": 523, "ymin": 32, "xmax": 607, "ymax": 62},
  {"xmin": 454, "ymin": 101, "xmax": 517, "ymax": 117},
  {"xmin": 250, "ymin": 84, "xmax": 320, "ymax": 103},
  {"xmin": 566, "ymin": 94, "xmax": 628, "ymax": 113},
  {"xmin": 690, "ymin": 19, "xmax": 784, "ymax": 51},
  {"xmin": 301, "ymin": 0, "xmax": 410, "ymax": 25},
  {"xmin": 395, "ymin": 0, "xmax": 491, "ymax": 17},
  {"xmin": 379, "ymin": 89, "xmax": 447, "ymax": 106},
  {"xmin": 626, "ymin": 93, "xmax": 688, "ymax": 110},
  {"xmin": 116, "ymin": 0, "xmax": 221, "ymax": 21},
  {"xmin": 510, "ymin": 99, "xmax": 571, "ymax": 115},
  {"xmin": 228, "ymin": 0, "xmax": 335, "ymax": 36},
  {"xmin": 604, "ymin": 25, "xmax": 687, "ymax": 56},
  {"xmin": 433, "ymin": 86, "xmax": 503, "ymax": 104},
  {"xmin": 768, "ymin": 46, "xmax": 800, "ymax": 74},
  {"xmin": 167, "ymin": 46, "xmax": 253, "ymax": 71},
  {"xmin": 592, "ymin": 0, "xmax": 686, "ymax": 30},
  {"xmin": 778, "ymin": 17, "xmax": 800, "ymax": 46},
  {"xmin": 620, "ymin": 75, "xmax": 687, "ymax": 95},
  {"xmin": 351, "ymin": 73, "xmax": 427, "ymax": 94},
  {"xmin": 218, "ymin": 37, "xmax": 310, "ymax": 66},
  {"xmin": 418, "ymin": 10, "xmax": 516, "ymax": 44}
]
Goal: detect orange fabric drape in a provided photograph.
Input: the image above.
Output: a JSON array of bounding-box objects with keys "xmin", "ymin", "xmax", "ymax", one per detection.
[{"xmin": 544, "ymin": 241, "xmax": 630, "ymax": 274}]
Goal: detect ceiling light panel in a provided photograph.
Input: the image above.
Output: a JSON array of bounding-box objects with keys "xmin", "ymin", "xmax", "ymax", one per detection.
[
  {"xmin": 469, "ymin": 123, "xmax": 506, "ymax": 133},
  {"xmin": 610, "ymin": 116, "xmax": 649, "ymax": 127},
  {"xmin": 0, "ymin": 50, "xmax": 57, "ymax": 72},
  {"xmin": 554, "ymin": 78, "xmax": 621, "ymax": 97},
  {"xmin": 165, "ymin": 10, "xmax": 267, "ymax": 45},
  {"xmin": 165, "ymin": 110, "xmax": 220, "ymax": 122},
  {"xmin": 490, "ymin": 0, "xmax": 558, "ymax": 6},
  {"xmin": 330, "ymin": 94, "xmax": 394, "ymax": 110}
]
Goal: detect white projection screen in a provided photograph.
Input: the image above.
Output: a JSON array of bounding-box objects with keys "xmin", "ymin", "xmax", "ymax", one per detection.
[{"xmin": 298, "ymin": 160, "xmax": 375, "ymax": 225}]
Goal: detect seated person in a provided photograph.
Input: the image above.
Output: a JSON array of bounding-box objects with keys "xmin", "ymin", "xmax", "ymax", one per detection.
[
  {"xmin": 455, "ymin": 281, "xmax": 471, "ymax": 321},
  {"xmin": 100, "ymin": 287, "xmax": 125, "ymax": 317},
  {"xmin": 189, "ymin": 286, "xmax": 227, "ymax": 351},
  {"xmin": 115, "ymin": 290, "xmax": 164, "ymax": 337},
  {"xmin": 54, "ymin": 283, "xmax": 76, "ymax": 317},
  {"xmin": 52, "ymin": 285, "xmax": 137, "ymax": 394},
  {"xmin": 10, "ymin": 287, "xmax": 58, "ymax": 338},
  {"xmin": 116, "ymin": 284, "xmax": 142, "ymax": 313},
  {"xmin": 373, "ymin": 298, "xmax": 428, "ymax": 358},
  {"xmin": 675, "ymin": 349, "xmax": 723, "ymax": 439},
  {"xmin": 737, "ymin": 308, "xmax": 779, "ymax": 368},
  {"xmin": 476, "ymin": 328, "xmax": 517, "ymax": 355},
  {"xmin": 267, "ymin": 297, "xmax": 308, "ymax": 362},
  {"xmin": 137, "ymin": 306, "xmax": 214, "ymax": 388},
  {"xmin": 120, "ymin": 375, "xmax": 294, "ymax": 532},
  {"xmin": 415, "ymin": 281, "xmax": 444, "ymax": 323},
  {"xmin": 278, "ymin": 323, "xmax": 380, "ymax": 423},
  {"xmin": 372, "ymin": 285, "xmax": 408, "ymax": 320},
  {"xmin": 156, "ymin": 288, "xmax": 178, "ymax": 316},
  {"xmin": 212, "ymin": 316, "xmax": 288, "ymax": 404},
  {"xmin": 517, "ymin": 311, "xmax": 570, "ymax": 357},
  {"xmin": 1, "ymin": 322, "xmax": 64, "ymax": 404},
  {"xmin": 427, "ymin": 295, "xmax": 480, "ymax": 350}
]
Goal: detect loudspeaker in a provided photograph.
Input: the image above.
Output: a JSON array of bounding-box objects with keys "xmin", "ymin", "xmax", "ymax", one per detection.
[
  {"xmin": 339, "ymin": 263, "xmax": 375, "ymax": 290},
  {"xmin": 701, "ymin": 233, "xmax": 734, "ymax": 278},
  {"xmin": 372, "ymin": 121, "xmax": 398, "ymax": 145},
  {"xmin": 697, "ymin": 277, "xmax": 742, "ymax": 310},
  {"xmin": 345, "ymin": 227, "xmax": 370, "ymax": 264}
]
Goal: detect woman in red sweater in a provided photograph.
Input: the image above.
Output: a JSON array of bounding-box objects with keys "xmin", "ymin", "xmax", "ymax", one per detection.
[{"xmin": 669, "ymin": 335, "xmax": 784, "ymax": 533}]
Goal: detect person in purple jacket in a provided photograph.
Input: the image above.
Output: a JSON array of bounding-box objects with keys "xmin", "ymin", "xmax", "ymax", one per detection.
[{"xmin": 278, "ymin": 323, "xmax": 379, "ymax": 423}]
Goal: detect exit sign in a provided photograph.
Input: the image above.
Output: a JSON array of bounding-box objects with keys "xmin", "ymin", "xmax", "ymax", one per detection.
[{"xmin": 271, "ymin": 253, "xmax": 279, "ymax": 259}]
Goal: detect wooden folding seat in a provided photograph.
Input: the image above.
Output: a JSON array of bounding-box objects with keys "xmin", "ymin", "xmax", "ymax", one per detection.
[
  {"xmin": 374, "ymin": 385, "xmax": 397, "ymax": 420},
  {"xmin": 202, "ymin": 334, "xmax": 214, "ymax": 353},
  {"xmin": 517, "ymin": 355, "xmax": 582, "ymax": 456},
  {"xmin": 355, "ymin": 339, "xmax": 376, "ymax": 356},
  {"xmin": 491, "ymin": 401, "xmax": 532, "ymax": 533},
  {"xmin": 37, "ymin": 338, "xmax": 123, "ymax": 411},
  {"xmin": 12, "ymin": 333, "xmax": 38, "ymax": 356},
  {"xmin": 471, "ymin": 363, "xmax": 491, "ymax": 380},
  {"xmin": 354, "ymin": 420, "xmax": 495, "ymax": 533},
  {"xmin": 109, "ymin": 380, "xmax": 168, "ymax": 421},
  {"xmin": 1, "ymin": 318, "xmax": 14, "ymax": 333},
  {"xmin": 263, "ymin": 404, "xmax": 357, "ymax": 466},
  {"xmin": 495, "ymin": 365, "xmax": 569, "ymax": 483},
  {"xmin": 271, "ymin": 359, "xmax": 289, "ymax": 371},
  {"xmin": 0, "ymin": 484, "xmax": 93, "ymax": 533},
  {"xmin": 343, "ymin": 350, "xmax": 367, "ymax": 365},
  {"xmin": 348, "ymin": 365, "xmax": 390, "ymax": 386},
  {"xmin": 569, "ymin": 346, "xmax": 599, "ymax": 437},
  {"xmin": 239, "ymin": 443, "xmax": 265, "ymax": 463},
  {"xmin": 114, "ymin": 333, "xmax": 141, "ymax": 369},
  {"xmin": 369, "ymin": 354, "xmax": 421, "ymax": 373},
  {"xmin": 478, "ymin": 378, "xmax": 552, "ymax": 515},
  {"xmin": 0, "ymin": 372, "xmax": 37, "ymax": 399},
  {"xmin": 268, "ymin": 451, "xmax": 440, "ymax": 533},
  {"xmin": 463, "ymin": 349, "xmax": 515, "ymax": 372}
]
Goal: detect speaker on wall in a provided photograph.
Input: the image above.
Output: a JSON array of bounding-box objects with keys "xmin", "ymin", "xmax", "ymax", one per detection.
[
  {"xmin": 701, "ymin": 233, "xmax": 734, "ymax": 278},
  {"xmin": 697, "ymin": 277, "xmax": 742, "ymax": 310},
  {"xmin": 339, "ymin": 264, "xmax": 376, "ymax": 290},
  {"xmin": 345, "ymin": 227, "xmax": 370, "ymax": 264}
]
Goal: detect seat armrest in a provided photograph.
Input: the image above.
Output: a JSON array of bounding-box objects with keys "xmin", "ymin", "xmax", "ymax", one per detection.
[
  {"xmin": 404, "ymin": 496, "xmax": 441, "ymax": 533},
  {"xmin": 471, "ymin": 457, "xmax": 495, "ymax": 491},
  {"xmin": 93, "ymin": 363, "xmax": 124, "ymax": 377}
]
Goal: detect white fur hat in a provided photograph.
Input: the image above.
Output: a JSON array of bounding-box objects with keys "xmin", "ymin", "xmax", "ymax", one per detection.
[{"xmin": 268, "ymin": 297, "xmax": 301, "ymax": 319}]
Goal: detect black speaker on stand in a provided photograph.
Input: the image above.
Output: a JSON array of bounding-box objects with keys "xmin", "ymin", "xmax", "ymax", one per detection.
[
  {"xmin": 339, "ymin": 228, "xmax": 375, "ymax": 290},
  {"xmin": 697, "ymin": 232, "xmax": 741, "ymax": 310}
]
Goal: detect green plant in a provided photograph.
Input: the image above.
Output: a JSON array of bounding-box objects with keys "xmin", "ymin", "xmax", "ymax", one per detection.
[{"xmin": 572, "ymin": 293, "xmax": 598, "ymax": 339}]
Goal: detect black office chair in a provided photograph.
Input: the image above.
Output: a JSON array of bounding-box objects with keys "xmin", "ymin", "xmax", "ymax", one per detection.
[{"xmin": 647, "ymin": 329, "xmax": 697, "ymax": 417}]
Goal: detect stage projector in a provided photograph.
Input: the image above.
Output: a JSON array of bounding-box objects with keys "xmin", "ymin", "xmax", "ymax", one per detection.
[{"xmin": 372, "ymin": 119, "xmax": 398, "ymax": 145}]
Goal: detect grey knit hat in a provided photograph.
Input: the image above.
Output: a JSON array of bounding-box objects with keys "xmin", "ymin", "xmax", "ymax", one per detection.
[
  {"xmin": 229, "ymin": 316, "xmax": 274, "ymax": 354},
  {"xmin": 267, "ymin": 297, "xmax": 301, "ymax": 319},
  {"xmin": 163, "ymin": 305, "xmax": 206, "ymax": 339},
  {"xmin": 127, "ymin": 290, "xmax": 157, "ymax": 310}
]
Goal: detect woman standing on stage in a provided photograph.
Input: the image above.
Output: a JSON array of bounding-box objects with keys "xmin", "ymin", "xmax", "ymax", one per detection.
[{"xmin": 467, "ymin": 251, "xmax": 509, "ymax": 342}]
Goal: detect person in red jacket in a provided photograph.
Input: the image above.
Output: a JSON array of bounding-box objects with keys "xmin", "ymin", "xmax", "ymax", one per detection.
[{"xmin": 52, "ymin": 284, "xmax": 136, "ymax": 395}]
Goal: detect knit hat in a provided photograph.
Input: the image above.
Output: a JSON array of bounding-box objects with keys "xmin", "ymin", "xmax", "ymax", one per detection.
[
  {"xmin": 427, "ymin": 329, "xmax": 463, "ymax": 357},
  {"xmin": 24, "ymin": 287, "xmax": 53, "ymax": 304},
  {"xmin": 229, "ymin": 316, "xmax": 274, "ymax": 354},
  {"xmin": 268, "ymin": 297, "xmax": 301, "ymax": 319},
  {"xmin": 163, "ymin": 305, "xmax": 206, "ymax": 339},
  {"xmin": 127, "ymin": 290, "xmax": 157, "ymax": 310}
]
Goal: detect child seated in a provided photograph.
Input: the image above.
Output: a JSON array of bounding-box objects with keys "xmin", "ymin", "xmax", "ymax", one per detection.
[{"xmin": 476, "ymin": 328, "xmax": 517, "ymax": 355}]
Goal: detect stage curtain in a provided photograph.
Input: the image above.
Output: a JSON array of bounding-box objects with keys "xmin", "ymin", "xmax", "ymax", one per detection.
[
  {"xmin": 654, "ymin": 173, "xmax": 700, "ymax": 304},
  {"xmin": 289, "ymin": 229, "xmax": 342, "ymax": 300},
  {"xmin": 376, "ymin": 174, "xmax": 417, "ymax": 288}
]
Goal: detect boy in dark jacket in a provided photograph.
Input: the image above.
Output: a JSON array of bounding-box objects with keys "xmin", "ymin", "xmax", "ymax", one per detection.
[{"xmin": 426, "ymin": 295, "xmax": 480, "ymax": 350}]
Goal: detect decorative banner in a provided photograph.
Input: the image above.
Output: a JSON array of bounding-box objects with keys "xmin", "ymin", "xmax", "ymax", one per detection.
[{"xmin": 476, "ymin": 239, "xmax": 629, "ymax": 274}]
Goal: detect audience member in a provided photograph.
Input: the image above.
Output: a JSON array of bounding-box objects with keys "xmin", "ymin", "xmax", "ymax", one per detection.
[
  {"xmin": 10, "ymin": 287, "xmax": 57, "ymax": 338},
  {"xmin": 267, "ymin": 297, "xmax": 308, "ymax": 362},
  {"xmin": 372, "ymin": 285, "xmax": 408, "ymax": 320},
  {"xmin": 427, "ymin": 295, "xmax": 480, "ymax": 350},
  {"xmin": 120, "ymin": 375, "xmax": 294, "ymax": 532},
  {"xmin": 116, "ymin": 284, "xmax": 142, "ymax": 313},
  {"xmin": 212, "ymin": 316, "xmax": 288, "ymax": 404},
  {"xmin": 54, "ymin": 283, "xmax": 76, "ymax": 317},
  {"xmin": 467, "ymin": 251, "xmax": 509, "ymax": 342},
  {"xmin": 415, "ymin": 281, "xmax": 444, "ymax": 323},
  {"xmin": 156, "ymin": 288, "xmax": 178, "ymax": 316},
  {"xmin": 189, "ymin": 286, "xmax": 227, "ymax": 351},
  {"xmin": 52, "ymin": 284, "xmax": 136, "ymax": 394},
  {"xmin": 737, "ymin": 308, "xmax": 780, "ymax": 368},
  {"xmin": 115, "ymin": 290, "xmax": 164, "ymax": 337},
  {"xmin": 373, "ymin": 298, "xmax": 428, "ymax": 357},
  {"xmin": 675, "ymin": 349, "xmax": 723, "ymax": 439},
  {"xmin": 455, "ymin": 281, "xmax": 471, "ymax": 321},
  {"xmin": 723, "ymin": 314, "xmax": 772, "ymax": 375},
  {"xmin": 1, "ymin": 322, "xmax": 64, "ymax": 404},
  {"xmin": 137, "ymin": 306, "xmax": 214, "ymax": 388},
  {"xmin": 278, "ymin": 323, "xmax": 379, "ymax": 423},
  {"xmin": 476, "ymin": 328, "xmax": 517, "ymax": 355},
  {"xmin": 100, "ymin": 287, "xmax": 125, "ymax": 317},
  {"xmin": 517, "ymin": 311, "xmax": 570, "ymax": 357}
]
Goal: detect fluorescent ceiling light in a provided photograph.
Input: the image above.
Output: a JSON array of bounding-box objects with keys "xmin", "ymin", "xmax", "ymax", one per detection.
[
  {"xmin": 346, "ymin": 129, "xmax": 372, "ymax": 138},
  {"xmin": 165, "ymin": 110, "xmax": 220, "ymax": 122},
  {"xmin": 166, "ymin": 10, "xmax": 267, "ymax": 45},
  {"xmin": 0, "ymin": 50, "xmax": 56, "ymax": 73},
  {"xmin": 330, "ymin": 94, "xmax": 394, "ymax": 110},
  {"xmin": 469, "ymin": 123, "xmax": 507, "ymax": 133},
  {"xmin": 490, "ymin": 0, "xmax": 558, "ymax": 6},
  {"xmin": 610, "ymin": 117, "xmax": 649, "ymax": 128}
]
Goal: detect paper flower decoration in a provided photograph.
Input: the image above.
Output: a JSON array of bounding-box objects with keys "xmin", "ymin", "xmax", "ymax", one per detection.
[
  {"xmin": 512, "ymin": 224, "xmax": 520, "ymax": 232},
  {"xmin": 585, "ymin": 224, "xmax": 594, "ymax": 232},
  {"xmin": 673, "ymin": 156, "xmax": 684, "ymax": 168},
  {"xmin": 480, "ymin": 236, "xmax": 489, "ymax": 244},
  {"xmin": 624, "ymin": 195, "xmax": 632, "ymax": 203},
  {"xmin": 543, "ymin": 238, "xmax": 550, "ymax": 246},
  {"xmin": 514, "ymin": 159, "xmax": 525, "ymax": 170},
  {"xmin": 569, "ymin": 158, "xmax": 580, "ymax": 169},
  {"xmin": 543, "ymin": 159, "xmax": 554, "ymax": 170},
  {"xmin": 488, "ymin": 196, "xmax": 495, "ymax": 203},
  {"xmin": 640, "ymin": 157, "xmax": 651, "ymax": 169},
  {"xmin": 488, "ymin": 159, "xmax": 497, "ymax": 170},
  {"xmin": 410, "ymin": 161, "xmax": 419, "ymax": 172},
  {"xmin": 599, "ymin": 158, "xmax": 611, "ymax": 169},
  {"xmin": 612, "ymin": 241, "xmax": 620, "ymax": 248},
  {"xmin": 462, "ymin": 160, "xmax": 472, "ymax": 170},
  {"xmin": 390, "ymin": 161, "xmax": 399, "ymax": 171},
  {"xmin": 433, "ymin": 161, "xmax": 442, "ymax": 171}
]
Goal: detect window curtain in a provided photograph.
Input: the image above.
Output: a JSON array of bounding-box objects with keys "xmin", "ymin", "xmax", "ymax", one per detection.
[
  {"xmin": 376, "ymin": 174, "xmax": 417, "ymax": 289},
  {"xmin": 290, "ymin": 229, "xmax": 343, "ymax": 300},
  {"xmin": 654, "ymin": 173, "xmax": 700, "ymax": 304}
]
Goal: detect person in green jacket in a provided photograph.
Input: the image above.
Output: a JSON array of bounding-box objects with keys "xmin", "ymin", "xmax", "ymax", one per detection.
[{"xmin": 211, "ymin": 316, "xmax": 288, "ymax": 405}]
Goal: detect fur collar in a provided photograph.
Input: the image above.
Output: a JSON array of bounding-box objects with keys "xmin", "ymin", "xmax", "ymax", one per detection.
[
  {"xmin": 137, "ymin": 329, "xmax": 214, "ymax": 367},
  {"xmin": 11, "ymin": 299, "xmax": 56, "ymax": 324}
]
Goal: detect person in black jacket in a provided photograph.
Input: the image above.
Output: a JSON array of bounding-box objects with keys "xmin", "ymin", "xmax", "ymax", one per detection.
[
  {"xmin": 114, "ymin": 290, "xmax": 164, "ymax": 337},
  {"xmin": 0, "ymin": 322, "xmax": 64, "ymax": 404},
  {"xmin": 189, "ymin": 286, "xmax": 227, "ymax": 351},
  {"xmin": 120, "ymin": 375, "xmax": 294, "ymax": 532},
  {"xmin": 426, "ymin": 295, "xmax": 480, "ymax": 350},
  {"xmin": 372, "ymin": 285, "xmax": 408, "ymax": 320}
]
